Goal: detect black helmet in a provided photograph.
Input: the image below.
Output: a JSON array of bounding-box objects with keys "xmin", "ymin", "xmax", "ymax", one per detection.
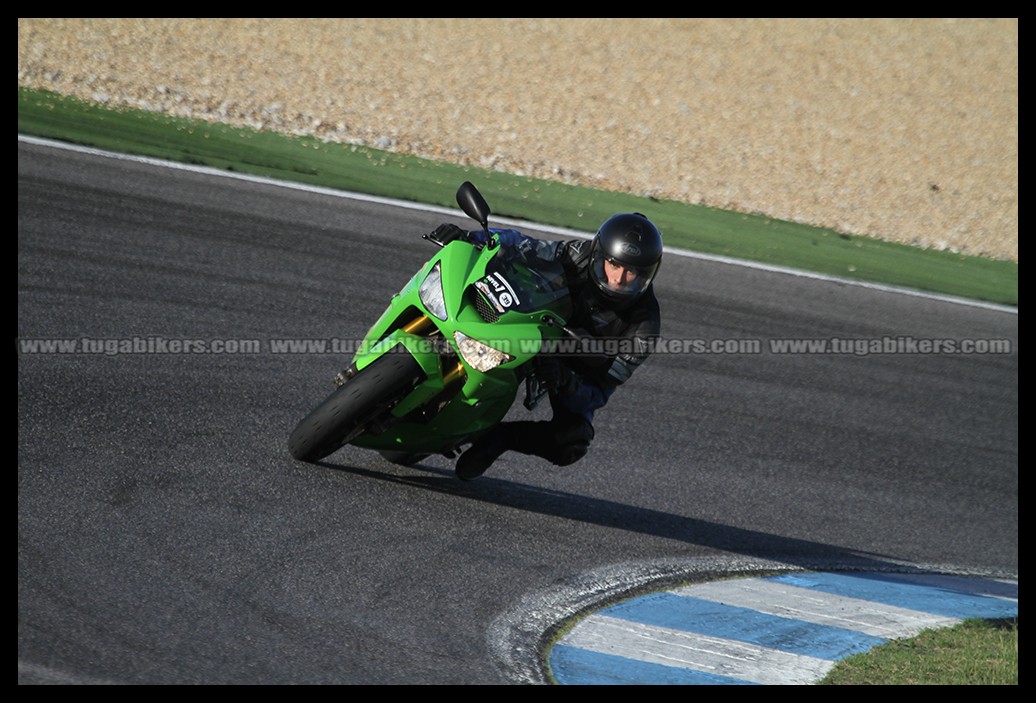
[{"xmin": 588, "ymin": 212, "xmax": 663, "ymax": 306}]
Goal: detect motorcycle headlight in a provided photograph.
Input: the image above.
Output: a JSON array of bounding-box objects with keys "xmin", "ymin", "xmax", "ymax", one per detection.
[
  {"xmin": 419, "ymin": 262, "xmax": 447, "ymax": 321},
  {"xmin": 453, "ymin": 331, "xmax": 514, "ymax": 373}
]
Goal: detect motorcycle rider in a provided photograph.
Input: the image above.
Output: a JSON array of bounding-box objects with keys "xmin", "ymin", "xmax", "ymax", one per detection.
[{"xmin": 426, "ymin": 212, "xmax": 663, "ymax": 480}]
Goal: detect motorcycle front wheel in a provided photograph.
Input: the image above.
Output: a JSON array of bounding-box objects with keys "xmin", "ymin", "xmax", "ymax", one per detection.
[{"xmin": 288, "ymin": 350, "xmax": 425, "ymax": 463}]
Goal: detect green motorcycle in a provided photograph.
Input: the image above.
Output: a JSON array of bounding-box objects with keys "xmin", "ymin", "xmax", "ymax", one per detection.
[{"xmin": 288, "ymin": 181, "xmax": 574, "ymax": 465}]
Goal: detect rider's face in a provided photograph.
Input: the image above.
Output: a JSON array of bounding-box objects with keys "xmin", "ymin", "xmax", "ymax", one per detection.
[{"xmin": 604, "ymin": 257, "xmax": 638, "ymax": 290}]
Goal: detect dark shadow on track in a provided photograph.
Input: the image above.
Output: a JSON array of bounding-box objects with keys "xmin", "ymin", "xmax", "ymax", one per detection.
[{"xmin": 307, "ymin": 457, "xmax": 985, "ymax": 578}]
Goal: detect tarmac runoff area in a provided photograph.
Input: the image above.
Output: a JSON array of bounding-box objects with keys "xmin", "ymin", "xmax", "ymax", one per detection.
[{"xmin": 489, "ymin": 557, "xmax": 1018, "ymax": 685}]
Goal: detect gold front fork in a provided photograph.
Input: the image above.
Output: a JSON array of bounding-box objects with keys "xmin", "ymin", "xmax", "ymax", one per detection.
[
  {"xmin": 400, "ymin": 314, "xmax": 435, "ymax": 336},
  {"xmin": 442, "ymin": 359, "xmax": 466, "ymax": 388},
  {"xmin": 401, "ymin": 314, "xmax": 466, "ymax": 389}
]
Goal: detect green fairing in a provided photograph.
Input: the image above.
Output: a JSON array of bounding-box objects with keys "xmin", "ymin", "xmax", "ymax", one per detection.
[{"xmin": 344, "ymin": 237, "xmax": 570, "ymax": 454}]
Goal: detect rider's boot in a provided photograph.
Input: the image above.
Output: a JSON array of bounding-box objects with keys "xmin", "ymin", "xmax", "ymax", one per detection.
[
  {"xmin": 455, "ymin": 427, "xmax": 510, "ymax": 481},
  {"xmin": 455, "ymin": 414, "xmax": 594, "ymax": 480}
]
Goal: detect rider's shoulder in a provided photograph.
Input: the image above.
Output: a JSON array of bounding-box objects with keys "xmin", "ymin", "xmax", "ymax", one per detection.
[{"xmin": 559, "ymin": 238, "xmax": 592, "ymax": 267}]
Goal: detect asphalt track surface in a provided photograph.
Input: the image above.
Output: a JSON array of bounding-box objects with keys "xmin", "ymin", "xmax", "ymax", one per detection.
[{"xmin": 18, "ymin": 138, "xmax": 1017, "ymax": 685}]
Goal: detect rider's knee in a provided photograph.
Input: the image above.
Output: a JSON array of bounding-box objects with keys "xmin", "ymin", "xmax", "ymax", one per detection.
[
  {"xmin": 551, "ymin": 439, "xmax": 589, "ymax": 466},
  {"xmin": 550, "ymin": 419, "xmax": 594, "ymax": 466}
]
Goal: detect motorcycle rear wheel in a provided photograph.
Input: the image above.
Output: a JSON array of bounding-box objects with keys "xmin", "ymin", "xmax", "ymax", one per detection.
[{"xmin": 288, "ymin": 351, "xmax": 424, "ymax": 463}]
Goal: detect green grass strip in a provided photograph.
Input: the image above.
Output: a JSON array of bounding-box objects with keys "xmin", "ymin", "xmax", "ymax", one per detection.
[{"xmin": 819, "ymin": 617, "xmax": 1018, "ymax": 685}]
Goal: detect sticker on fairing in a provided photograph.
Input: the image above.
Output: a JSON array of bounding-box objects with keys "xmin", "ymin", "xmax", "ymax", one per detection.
[
  {"xmin": 492, "ymin": 272, "xmax": 519, "ymax": 303},
  {"xmin": 475, "ymin": 280, "xmax": 504, "ymax": 313},
  {"xmin": 476, "ymin": 272, "xmax": 521, "ymax": 312}
]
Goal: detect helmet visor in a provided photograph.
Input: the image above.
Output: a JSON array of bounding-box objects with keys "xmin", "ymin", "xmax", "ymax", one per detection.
[{"xmin": 590, "ymin": 250, "xmax": 658, "ymax": 298}]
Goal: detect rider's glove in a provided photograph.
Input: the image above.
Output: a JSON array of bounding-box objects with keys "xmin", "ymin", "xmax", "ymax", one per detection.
[
  {"xmin": 537, "ymin": 357, "xmax": 578, "ymax": 395},
  {"xmin": 426, "ymin": 223, "xmax": 468, "ymax": 246}
]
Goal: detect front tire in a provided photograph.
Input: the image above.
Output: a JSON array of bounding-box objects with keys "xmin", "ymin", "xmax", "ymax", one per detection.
[{"xmin": 288, "ymin": 351, "xmax": 424, "ymax": 463}]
